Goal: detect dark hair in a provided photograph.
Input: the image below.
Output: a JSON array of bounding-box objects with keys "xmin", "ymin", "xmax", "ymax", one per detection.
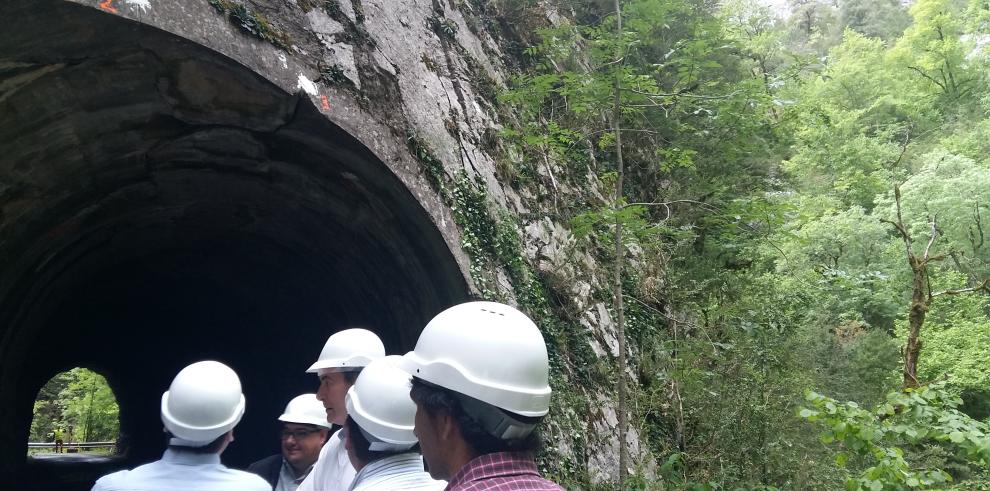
[
  {"xmin": 409, "ymin": 378, "xmax": 542, "ymax": 455},
  {"xmin": 166, "ymin": 431, "xmax": 228, "ymax": 454},
  {"xmin": 342, "ymin": 370, "xmax": 361, "ymax": 384},
  {"xmin": 344, "ymin": 416, "xmax": 418, "ymax": 464}
]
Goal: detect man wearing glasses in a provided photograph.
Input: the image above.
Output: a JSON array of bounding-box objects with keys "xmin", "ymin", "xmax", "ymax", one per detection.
[{"xmin": 249, "ymin": 394, "xmax": 332, "ymax": 491}]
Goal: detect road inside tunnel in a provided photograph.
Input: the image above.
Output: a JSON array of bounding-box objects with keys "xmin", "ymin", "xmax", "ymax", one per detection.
[{"xmin": 0, "ymin": 1, "xmax": 469, "ymax": 489}]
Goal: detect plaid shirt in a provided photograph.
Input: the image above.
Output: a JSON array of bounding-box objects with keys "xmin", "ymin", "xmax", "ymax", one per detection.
[{"xmin": 444, "ymin": 452, "xmax": 563, "ymax": 491}]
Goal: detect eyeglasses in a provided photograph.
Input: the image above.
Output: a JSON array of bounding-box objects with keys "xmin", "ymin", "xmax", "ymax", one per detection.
[{"xmin": 280, "ymin": 428, "xmax": 321, "ymax": 440}]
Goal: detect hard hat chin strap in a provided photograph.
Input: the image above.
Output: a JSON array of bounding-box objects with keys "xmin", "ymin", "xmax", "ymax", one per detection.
[{"xmin": 454, "ymin": 392, "xmax": 538, "ymax": 441}]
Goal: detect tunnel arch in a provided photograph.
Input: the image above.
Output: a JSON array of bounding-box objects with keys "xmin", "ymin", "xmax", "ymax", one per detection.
[{"xmin": 0, "ymin": 2, "xmax": 469, "ymax": 488}]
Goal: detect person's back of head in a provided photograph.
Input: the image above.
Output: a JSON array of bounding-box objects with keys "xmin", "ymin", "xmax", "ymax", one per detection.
[
  {"xmin": 343, "ymin": 356, "xmax": 420, "ymax": 470},
  {"xmin": 161, "ymin": 360, "xmax": 246, "ymax": 453}
]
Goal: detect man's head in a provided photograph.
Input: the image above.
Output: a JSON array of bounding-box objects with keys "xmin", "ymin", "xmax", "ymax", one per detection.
[
  {"xmin": 408, "ymin": 378, "xmax": 543, "ymax": 480},
  {"xmin": 278, "ymin": 394, "xmax": 332, "ymax": 472},
  {"xmin": 307, "ymin": 328, "xmax": 385, "ymax": 426},
  {"xmin": 399, "ymin": 302, "xmax": 552, "ymax": 480},
  {"xmin": 160, "ymin": 360, "xmax": 246, "ymax": 453},
  {"xmin": 341, "ymin": 357, "xmax": 418, "ymax": 471}
]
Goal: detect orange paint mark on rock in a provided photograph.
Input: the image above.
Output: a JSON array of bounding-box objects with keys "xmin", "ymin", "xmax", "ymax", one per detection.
[
  {"xmin": 99, "ymin": 0, "xmax": 118, "ymax": 13},
  {"xmin": 320, "ymin": 95, "xmax": 330, "ymax": 111}
]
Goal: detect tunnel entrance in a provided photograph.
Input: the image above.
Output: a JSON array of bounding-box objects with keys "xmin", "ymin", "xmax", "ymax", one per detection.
[
  {"xmin": 28, "ymin": 367, "xmax": 120, "ymax": 456},
  {"xmin": 1, "ymin": 2, "xmax": 468, "ymax": 489}
]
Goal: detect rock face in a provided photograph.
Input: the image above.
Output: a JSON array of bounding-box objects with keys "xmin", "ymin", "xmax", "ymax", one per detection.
[{"xmin": 0, "ymin": 0, "xmax": 647, "ymax": 488}]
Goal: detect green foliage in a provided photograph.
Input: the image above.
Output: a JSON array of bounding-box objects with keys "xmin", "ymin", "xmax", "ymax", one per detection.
[
  {"xmin": 496, "ymin": 0, "xmax": 990, "ymax": 488},
  {"xmin": 889, "ymin": 0, "xmax": 979, "ymax": 101},
  {"xmin": 318, "ymin": 63, "xmax": 351, "ymax": 87},
  {"xmin": 30, "ymin": 368, "xmax": 119, "ymax": 446},
  {"xmin": 838, "ymin": 0, "xmax": 912, "ymax": 41},
  {"xmin": 876, "ymin": 150, "xmax": 990, "ymax": 276},
  {"xmin": 427, "ymin": 13, "xmax": 458, "ymax": 41},
  {"xmin": 801, "ymin": 383, "xmax": 990, "ymax": 489},
  {"xmin": 208, "ymin": 0, "xmax": 291, "ymax": 49}
]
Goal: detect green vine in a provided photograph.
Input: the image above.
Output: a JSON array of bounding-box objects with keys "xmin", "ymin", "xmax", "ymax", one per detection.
[
  {"xmin": 406, "ymin": 134, "xmax": 603, "ymax": 488},
  {"xmin": 208, "ymin": 0, "xmax": 292, "ymax": 49}
]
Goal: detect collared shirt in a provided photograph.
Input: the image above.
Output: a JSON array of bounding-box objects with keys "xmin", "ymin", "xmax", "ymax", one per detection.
[
  {"xmin": 349, "ymin": 452, "xmax": 446, "ymax": 491},
  {"xmin": 91, "ymin": 448, "xmax": 270, "ymax": 491},
  {"xmin": 296, "ymin": 429, "xmax": 356, "ymax": 491},
  {"xmin": 444, "ymin": 452, "xmax": 563, "ymax": 491},
  {"xmin": 276, "ymin": 458, "xmax": 315, "ymax": 491}
]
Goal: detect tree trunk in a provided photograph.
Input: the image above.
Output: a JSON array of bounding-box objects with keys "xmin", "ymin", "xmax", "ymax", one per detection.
[
  {"xmin": 903, "ymin": 257, "xmax": 928, "ymax": 388},
  {"xmin": 612, "ymin": 0, "xmax": 628, "ymax": 486}
]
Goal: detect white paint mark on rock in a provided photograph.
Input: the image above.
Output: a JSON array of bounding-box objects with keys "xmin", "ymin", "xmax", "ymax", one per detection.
[
  {"xmin": 296, "ymin": 74, "xmax": 319, "ymax": 95},
  {"xmin": 277, "ymin": 52, "xmax": 288, "ymax": 69},
  {"xmin": 124, "ymin": 0, "xmax": 151, "ymax": 12}
]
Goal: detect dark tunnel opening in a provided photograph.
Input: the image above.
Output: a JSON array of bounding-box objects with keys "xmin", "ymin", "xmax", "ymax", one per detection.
[{"xmin": 0, "ymin": 2, "xmax": 469, "ymax": 489}]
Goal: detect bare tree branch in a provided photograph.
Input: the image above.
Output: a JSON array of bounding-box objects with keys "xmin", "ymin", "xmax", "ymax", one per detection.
[
  {"xmin": 624, "ymin": 86, "xmax": 742, "ymax": 100},
  {"xmin": 923, "ymin": 215, "xmax": 940, "ymax": 261},
  {"xmin": 881, "ymin": 185, "xmax": 916, "ymax": 260},
  {"xmin": 907, "ymin": 66, "xmax": 947, "ymax": 92},
  {"xmin": 933, "ymin": 278, "xmax": 990, "ymax": 297}
]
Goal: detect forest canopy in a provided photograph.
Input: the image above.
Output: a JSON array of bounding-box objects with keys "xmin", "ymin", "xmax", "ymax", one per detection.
[{"xmin": 498, "ymin": 0, "xmax": 990, "ymax": 488}]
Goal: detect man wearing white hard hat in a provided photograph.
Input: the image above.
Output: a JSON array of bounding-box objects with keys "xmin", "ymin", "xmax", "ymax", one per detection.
[
  {"xmin": 297, "ymin": 328, "xmax": 386, "ymax": 491},
  {"xmin": 248, "ymin": 394, "xmax": 332, "ymax": 490},
  {"xmin": 91, "ymin": 360, "xmax": 269, "ymax": 491},
  {"xmin": 342, "ymin": 356, "xmax": 445, "ymax": 490},
  {"xmin": 400, "ymin": 301, "xmax": 563, "ymax": 490}
]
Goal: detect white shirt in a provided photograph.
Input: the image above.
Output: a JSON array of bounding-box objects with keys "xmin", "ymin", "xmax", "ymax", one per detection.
[
  {"xmin": 349, "ymin": 453, "xmax": 445, "ymax": 491},
  {"xmin": 92, "ymin": 448, "xmax": 270, "ymax": 491},
  {"xmin": 296, "ymin": 429, "xmax": 356, "ymax": 491}
]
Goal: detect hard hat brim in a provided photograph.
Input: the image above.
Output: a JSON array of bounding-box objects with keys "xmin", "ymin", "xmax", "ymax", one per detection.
[
  {"xmin": 399, "ymin": 351, "xmax": 551, "ymax": 418},
  {"xmin": 306, "ymin": 355, "xmax": 377, "ymax": 373},
  {"xmin": 277, "ymin": 414, "xmax": 332, "ymax": 429}
]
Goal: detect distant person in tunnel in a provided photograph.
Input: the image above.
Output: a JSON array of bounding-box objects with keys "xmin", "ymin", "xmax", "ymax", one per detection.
[
  {"xmin": 53, "ymin": 426, "xmax": 65, "ymax": 453},
  {"xmin": 90, "ymin": 360, "xmax": 269, "ymax": 491},
  {"xmin": 248, "ymin": 393, "xmax": 331, "ymax": 490},
  {"xmin": 341, "ymin": 356, "xmax": 445, "ymax": 490},
  {"xmin": 297, "ymin": 328, "xmax": 385, "ymax": 491},
  {"xmin": 400, "ymin": 302, "xmax": 564, "ymax": 491}
]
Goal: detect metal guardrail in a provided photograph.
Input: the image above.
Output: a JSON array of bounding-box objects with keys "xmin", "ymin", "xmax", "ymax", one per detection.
[{"xmin": 28, "ymin": 441, "xmax": 115, "ymax": 449}]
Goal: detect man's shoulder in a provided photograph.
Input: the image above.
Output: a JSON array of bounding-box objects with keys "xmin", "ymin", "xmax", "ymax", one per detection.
[
  {"xmin": 92, "ymin": 468, "xmax": 131, "ymax": 489},
  {"xmin": 219, "ymin": 467, "xmax": 272, "ymax": 490},
  {"xmin": 247, "ymin": 453, "xmax": 281, "ymax": 472},
  {"xmin": 93, "ymin": 459, "xmax": 164, "ymax": 486},
  {"xmin": 93, "ymin": 462, "xmax": 270, "ymax": 491},
  {"xmin": 452, "ymin": 478, "xmax": 564, "ymax": 491}
]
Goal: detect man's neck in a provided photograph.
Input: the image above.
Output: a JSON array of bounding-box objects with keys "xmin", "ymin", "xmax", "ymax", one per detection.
[
  {"xmin": 289, "ymin": 460, "xmax": 317, "ymax": 477},
  {"xmin": 441, "ymin": 438, "xmax": 479, "ymax": 481}
]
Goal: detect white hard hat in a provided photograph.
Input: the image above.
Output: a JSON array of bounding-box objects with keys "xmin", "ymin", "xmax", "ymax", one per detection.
[
  {"xmin": 345, "ymin": 356, "xmax": 417, "ymax": 451},
  {"xmin": 161, "ymin": 361, "xmax": 246, "ymax": 445},
  {"xmin": 279, "ymin": 394, "xmax": 332, "ymax": 429},
  {"xmin": 400, "ymin": 301, "xmax": 552, "ymax": 418},
  {"xmin": 307, "ymin": 328, "xmax": 385, "ymax": 373}
]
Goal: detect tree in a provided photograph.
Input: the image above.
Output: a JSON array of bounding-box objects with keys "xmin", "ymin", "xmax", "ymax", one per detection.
[
  {"xmin": 890, "ymin": 0, "xmax": 977, "ymax": 101},
  {"xmin": 837, "ymin": 0, "xmax": 911, "ymax": 42},
  {"xmin": 877, "ymin": 151, "xmax": 990, "ymax": 387}
]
